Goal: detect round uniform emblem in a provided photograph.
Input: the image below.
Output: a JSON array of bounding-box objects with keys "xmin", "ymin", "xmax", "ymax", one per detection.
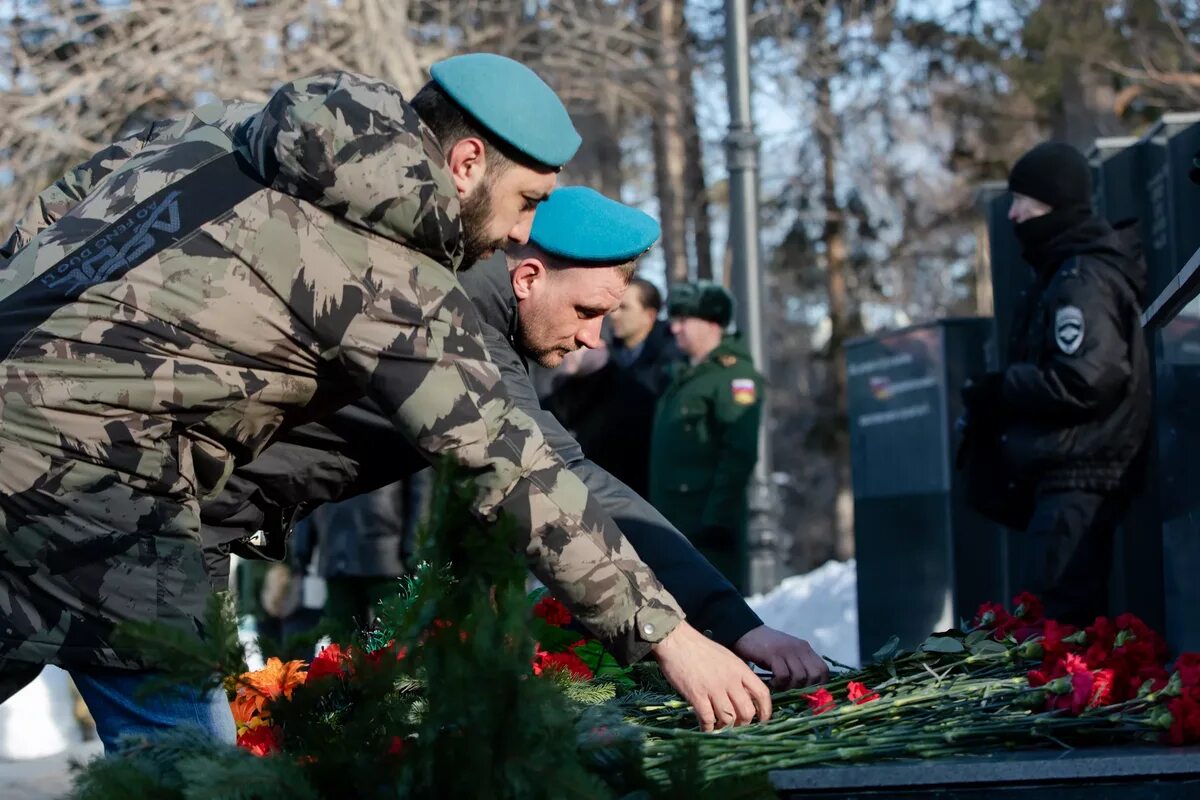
[{"xmin": 1054, "ymin": 305, "xmax": 1085, "ymax": 355}]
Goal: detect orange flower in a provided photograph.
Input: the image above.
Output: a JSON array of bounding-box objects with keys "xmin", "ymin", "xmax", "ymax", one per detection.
[
  {"xmin": 230, "ymin": 691, "xmax": 263, "ymax": 732},
  {"xmin": 241, "ymin": 657, "xmax": 308, "ymax": 703}
]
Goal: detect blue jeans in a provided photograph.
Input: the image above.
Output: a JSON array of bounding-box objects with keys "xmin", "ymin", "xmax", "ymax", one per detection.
[
  {"xmin": 73, "ymin": 666, "xmax": 237, "ymax": 753},
  {"xmin": 0, "ymin": 662, "xmax": 236, "ymax": 754}
]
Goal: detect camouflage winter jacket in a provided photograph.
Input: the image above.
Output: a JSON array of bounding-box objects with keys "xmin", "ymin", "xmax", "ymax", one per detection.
[{"xmin": 0, "ymin": 72, "xmax": 682, "ymax": 669}]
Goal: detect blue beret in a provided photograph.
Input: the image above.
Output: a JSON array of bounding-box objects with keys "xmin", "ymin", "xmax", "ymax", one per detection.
[
  {"xmin": 529, "ymin": 187, "xmax": 661, "ymax": 263},
  {"xmin": 430, "ymin": 53, "xmax": 581, "ymax": 169}
]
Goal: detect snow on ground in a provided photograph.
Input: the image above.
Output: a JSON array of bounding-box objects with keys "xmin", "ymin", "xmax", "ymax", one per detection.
[
  {"xmin": 747, "ymin": 559, "xmax": 860, "ymax": 669},
  {"xmin": 0, "ymin": 666, "xmax": 83, "ymax": 761}
]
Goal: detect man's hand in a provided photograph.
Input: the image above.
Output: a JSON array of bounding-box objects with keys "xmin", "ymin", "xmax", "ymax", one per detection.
[
  {"xmin": 652, "ymin": 620, "xmax": 772, "ymax": 732},
  {"xmin": 732, "ymin": 625, "xmax": 829, "ymax": 691},
  {"xmin": 960, "ymin": 371, "xmax": 1005, "ymax": 413}
]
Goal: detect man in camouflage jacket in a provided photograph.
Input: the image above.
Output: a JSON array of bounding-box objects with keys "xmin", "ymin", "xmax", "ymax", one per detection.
[{"xmin": 0, "ymin": 64, "xmax": 770, "ymax": 747}]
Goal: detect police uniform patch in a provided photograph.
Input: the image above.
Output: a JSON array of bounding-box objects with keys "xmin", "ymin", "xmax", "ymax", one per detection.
[
  {"xmin": 731, "ymin": 378, "xmax": 757, "ymax": 405},
  {"xmin": 1054, "ymin": 306, "xmax": 1085, "ymax": 355}
]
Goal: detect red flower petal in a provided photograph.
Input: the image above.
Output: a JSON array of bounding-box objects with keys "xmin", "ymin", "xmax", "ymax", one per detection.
[
  {"xmin": 804, "ymin": 688, "xmax": 836, "ymax": 715},
  {"xmin": 847, "ymin": 681, "xmax": 880, "ymax": 704},
  {"xmin": 532, "ymin": 595, "xmax": 574, "ymax": 627}
]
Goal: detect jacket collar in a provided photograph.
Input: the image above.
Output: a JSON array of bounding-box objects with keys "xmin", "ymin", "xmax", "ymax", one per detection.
[{"xmin": 457, "ymin": 252, "xmax": 519, "ymax": 343}]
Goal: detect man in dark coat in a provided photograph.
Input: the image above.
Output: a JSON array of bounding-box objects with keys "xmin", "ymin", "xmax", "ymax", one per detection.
[
  {"xmin": 545, "ymin": 278, "xmax": 681, "ymax": 497},
  {"xmin": 288, "ymin": 474, "xmax": 427, "ymax": 638},
  {"xmin": 610, "ymin": 279, "xmax": 682, "ymax": 396},
  {"xmin": 963, "ymin": 141, "xmax": 1151, "ymax": 626}
]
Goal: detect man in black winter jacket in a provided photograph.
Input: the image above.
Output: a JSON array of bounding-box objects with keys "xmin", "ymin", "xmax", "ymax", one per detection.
[
  {"xmin": 545, "ymin": 279, "xmax": 682, "ymax": 497},
  {"xmin": 964, "ymin": 141, "xmax": 1152, "ymax": 626}
]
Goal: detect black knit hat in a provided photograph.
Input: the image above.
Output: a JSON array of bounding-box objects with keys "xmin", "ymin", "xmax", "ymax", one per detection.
[{"xmin": 1007, "ymin": 141, "xmax": 1093, "ymax": 211}]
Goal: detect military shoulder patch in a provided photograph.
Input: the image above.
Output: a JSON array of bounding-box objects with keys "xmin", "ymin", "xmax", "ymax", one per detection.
[
  {"xmin": 718, "ymin": 354, "xmax": 738, "ymax": 367},
  {"xmin": 731, "ymin": 377, "xmax": 757, "ymax": 405},
  {"xmin": 1054, "ymin": 305, "xmax": 1085, "ymax": 355}
]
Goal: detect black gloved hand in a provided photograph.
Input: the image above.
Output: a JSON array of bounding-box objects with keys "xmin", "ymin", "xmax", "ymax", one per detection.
[{"xmin": 960, "ymin": 371, "xmax": 1004, "ymax": 413}]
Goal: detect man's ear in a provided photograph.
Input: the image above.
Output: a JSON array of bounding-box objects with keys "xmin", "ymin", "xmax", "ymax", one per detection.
[
  {"xmin": 511, "ymin": 257, "xmax": 548, "ymax": 300},
  {"xmin": 445, "ymin": 137, "xmax": 489, "ymax": 199}
]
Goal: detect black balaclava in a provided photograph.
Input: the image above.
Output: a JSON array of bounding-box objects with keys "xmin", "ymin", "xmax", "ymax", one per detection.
[{"xmin": 1008, "ymin": 141, "xmax": 1096, "ymax": 272}]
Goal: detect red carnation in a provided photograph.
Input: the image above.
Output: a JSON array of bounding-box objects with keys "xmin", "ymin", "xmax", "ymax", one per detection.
[
  {"xmin": 1169, "ymin": 694, "xmax": 1200, "ymax": 745},
  {"xmin": 533, "ymin": 595, "xmax": 573, "ymax": 627},
  {"xmin": 1012, "ymin": 592, "xmax": 1044, "ymax": 622},
  {"xmin": 237, "ymin": 723, "xmax": 282, "ymax": 757},
  {"xmin": 1175, "ymin": 653, "xmax": 1200, "ymax": 689},
  {"xmin": 1085, "ymin": 617, "xmax": 1117, "ymax": 653},
  {"xmin": 1088, "ymin": 668, "xmax": 1116, "ymax": 709},
  {"xmin": 1069, "ymin": 668, "xmax": 1095, "ymax": 714},
  {"xmin": 973, "ymin": 602, "xmax": 1009, "ymax": 630},
  {"xmin": 847, "ymin": 681, "xmax": 880, "ymax": 704},
  {"xmin": 1010, "ymin": 623, "xmax": 1045, "ymax": 644},
  {"xmin": 532, "ymin": 641, "xmax": 594, "ymax": 680},
  {"xmin": 804, "ymin": 687, "xmax": 835, "ymax": 715},
  {"xmin": 1041, "ymin": 620, "xmax": 1079, "ymax": 666},
  {"xmin": 307, "ymin": 642, "xmax": 350, "ymax": 681}
]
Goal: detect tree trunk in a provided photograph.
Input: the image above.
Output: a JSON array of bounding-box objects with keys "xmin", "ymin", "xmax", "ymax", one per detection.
[
  {"xmin": 565, "ymin": 111, "xmax": 623, "ymax": 199},
  {"xmin": 646, "ymin": 0, "xmax": 691, "ymax": 284},
  {"xmin": 974, "ymin": 216, "xmax": 994, "ymax": 316},
  {"xmin": 680, "ymin": 40, "xmax": 713, "ymax": 281},
  {"xmin": 815, "ymin": 70, "xmax": 855, "ymax": 561}
]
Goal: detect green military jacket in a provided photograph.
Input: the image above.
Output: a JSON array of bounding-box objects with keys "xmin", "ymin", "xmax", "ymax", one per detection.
[
  {"xmin": 0, "ymin": 73, "xmax": 683, "ymax": 669},
  {"xmin": 649, "ymin": 336, "xmax": 764, "ymax": 591}
]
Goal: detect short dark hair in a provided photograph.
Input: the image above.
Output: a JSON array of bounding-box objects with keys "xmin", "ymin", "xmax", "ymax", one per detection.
[
  {"xmin": 505, "ymin": 244, "xmax": 637, "ymax": 282},
  {"xmin": 630, "ymin": 277, "xmax": 662, "ymax": 312},
  {"xmin": 410, "ymin": 82, "xmax": 548, "ymax": 175}
]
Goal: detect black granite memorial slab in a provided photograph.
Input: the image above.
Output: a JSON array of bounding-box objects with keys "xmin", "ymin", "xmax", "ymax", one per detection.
[
  {"xmin": 770, "ymin": 745, "xmax": 1200, "ymax": 799},
  {"xmin": 847, "ymin": 319, "xmax": 1004, "ymax": 659}
]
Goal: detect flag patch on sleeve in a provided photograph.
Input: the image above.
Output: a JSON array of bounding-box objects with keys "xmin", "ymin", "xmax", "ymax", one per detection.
[{"xmin": 731, "ymin": 378, "xmax": 757, "ymax": 405}]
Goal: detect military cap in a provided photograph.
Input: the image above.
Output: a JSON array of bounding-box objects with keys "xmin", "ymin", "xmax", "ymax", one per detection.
[
  {"xmin": 667, "ymin": 281, "xmax": 735, "ymax": 327},
  {"xmin": 430, "ymin": 53, "xmax": 582, "ymax": 169},
  {"xmin": 529, "ymin": 186, "xmax": 660, "ymax": 264}
]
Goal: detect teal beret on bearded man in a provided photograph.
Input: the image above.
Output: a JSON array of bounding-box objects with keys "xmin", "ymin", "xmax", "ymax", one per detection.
[{"xmin": 430, "ymin": 53, "xmax": 582, "ymax": 169}]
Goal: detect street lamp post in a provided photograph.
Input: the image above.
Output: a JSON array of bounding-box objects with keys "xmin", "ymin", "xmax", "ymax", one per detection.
[{"xmin": 724, "ymin": 0, "xmax": 786, "ymax": 594}]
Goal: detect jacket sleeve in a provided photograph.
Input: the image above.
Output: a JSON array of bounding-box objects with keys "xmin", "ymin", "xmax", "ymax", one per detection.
[
  {"xmin": 310, "ymin": 254, "xmax": 684, "ymax": 665},
  {"xmin": 482, "ymin": 327, "xmax": 762, "ymax": 648},
  {"xmin": 0, "ymin": 123, "xmax": 166, "ymax": 263},
  {"xmin": 701, "ymin": 370, "xmax": 764, "ymax": 532},
  {"xmin": 1003, "ymin": 267, "xmax": 1132, "ymax": 420}
]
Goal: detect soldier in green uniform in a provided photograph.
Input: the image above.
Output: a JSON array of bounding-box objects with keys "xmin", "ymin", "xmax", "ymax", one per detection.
[{"xmin": 650, "ymin": 282, "xmax": 765, "ymax": 594}]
